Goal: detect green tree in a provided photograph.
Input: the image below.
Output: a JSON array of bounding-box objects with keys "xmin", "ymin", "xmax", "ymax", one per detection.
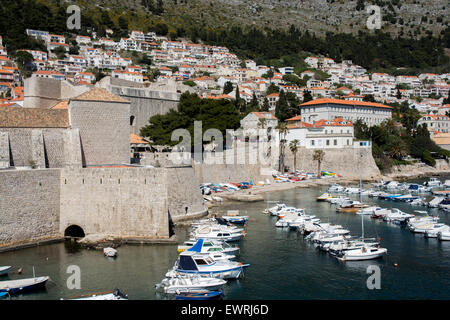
[
  {"xmin": 140, "ymin": 92, "xmax": 241, "ymax": 148},
  {"xmin": 266, "ymin": 83, "xmax": 280, "ymax": 95},
  {"xmin": 261, "ymin": 98, "xmax": 270, "ymax": 112},
  {"xmin": 275, "ymin": 122, "xmax": 289, "ymax": 173},
  {"xmin": 275, "ymin": 90, "xmax": 290, "ymax": 122},
  {"xmin": 289, "ymin": 139, "xmax": 300, "ymax": 172},
  {"xmin": 53, "ymin": 46, "xmax": 67, "ymax": 59},
  {"xmin": 313, "ymin": 150, "xmax": 325, "ymax": 178},
  {"xmin": 303, "ymin": 90, "xmax": 313, "ymax": 103},
  {"xmin": 223, "ymin": 81, "xmax": 233, "ymax": 94}
]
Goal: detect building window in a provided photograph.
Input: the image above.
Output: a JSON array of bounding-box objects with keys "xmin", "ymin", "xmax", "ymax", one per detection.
[
  {"xmin": 311, "ymin": 140, "xmax": 315, "ymax": 146},
  {"xmin": 334, "ymin": 140, "xmax": 337, "ymax": 146},
  {"xmin": 326, "ymin": 140, "xmax": 330, "ymax": 146}
]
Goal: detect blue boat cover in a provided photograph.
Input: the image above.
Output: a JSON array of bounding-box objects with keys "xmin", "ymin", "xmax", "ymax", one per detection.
[
  {"xmin": 179, "ymin": 255, "xmax": 198, "ymax": 271},
  {"xmin": 187, "ymin": 239, "xmax": 204, "ymax": 252}
]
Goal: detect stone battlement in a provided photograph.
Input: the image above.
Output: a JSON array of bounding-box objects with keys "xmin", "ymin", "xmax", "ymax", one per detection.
[{"xmin": 0, "ymin": 166, "xmax": 206, "ymax": 250}]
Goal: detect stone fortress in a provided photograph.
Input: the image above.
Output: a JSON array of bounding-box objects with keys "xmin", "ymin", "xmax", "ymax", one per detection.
[
  {"xmin": 0, "ymin": 77, "xmax": 207, "ymax": 251},
  {"xmin": 0, "ymin": 76, "xmax": 381, "ymax": 251}
]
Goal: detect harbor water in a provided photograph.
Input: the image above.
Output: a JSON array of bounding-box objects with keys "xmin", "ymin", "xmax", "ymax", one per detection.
[{"xmin": 1, "ymin": 178, "xmax": 449, "ymax": 300}]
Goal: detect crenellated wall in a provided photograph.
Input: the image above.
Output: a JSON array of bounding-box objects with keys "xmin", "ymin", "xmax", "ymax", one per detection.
[{"xmin": 0, "ymin": 166, "xmax": 206, "ymax": 250}]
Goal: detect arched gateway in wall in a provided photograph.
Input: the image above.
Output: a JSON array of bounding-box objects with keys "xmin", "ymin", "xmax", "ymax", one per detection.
[{"xmin": 64, "ymin": 225, "xmax": 85, "ymax": 238}]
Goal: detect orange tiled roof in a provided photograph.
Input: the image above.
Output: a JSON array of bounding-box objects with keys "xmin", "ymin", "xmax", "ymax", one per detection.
[
  {"xmin": 130, "ymin": 133, "xmax": 149, "ymax": 145},
  {"xmin": 51, "ymin": 101, "xmax": 68, "ymax": 110},
  {"xmin": 71, "ymin": 88, "xmax": 129, "ymax": 104},
  {"xmin": 0, "ymin": 108, "xmax": 69, "ymax": 128},
  {"xmin": 286, "ymin": 115, "xmax": 302, "ymax": 121},
  {"xmin": 253, "ymin": 112, "xmax": 277, "ymax": 120},
  {"xmin": 300, "ymin": 98, "xmax": 392, "ymax": 109}
]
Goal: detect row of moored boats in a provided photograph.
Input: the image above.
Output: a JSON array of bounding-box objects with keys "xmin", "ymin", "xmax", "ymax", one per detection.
[
  {"xmin": 264, "ymin": 204, "xmax": 388, "ymax": 261},
  {"xmin": 155, "ymin": 213, "xmax": 250, "ymax": 300}
]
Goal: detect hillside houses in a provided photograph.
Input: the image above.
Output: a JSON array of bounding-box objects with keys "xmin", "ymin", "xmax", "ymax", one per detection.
[{"xmin": 0, "ymin": 27, "xmax": 448, "ymax": 135}]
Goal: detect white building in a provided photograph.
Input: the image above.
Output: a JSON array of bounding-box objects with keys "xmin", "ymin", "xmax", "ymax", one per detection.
[
  {"xmin": 418, "ymin": 114, "xmax": 450, "ymax": 133},
  {"xmin": 285, "ymin": 116, "xmax": 369, "ymax": 149},
  {"xmin": 300, "ymin": 98, "xmax": 392, "ymax": 126}
]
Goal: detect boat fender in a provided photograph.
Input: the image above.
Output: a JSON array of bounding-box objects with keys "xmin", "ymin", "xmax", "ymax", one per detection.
[{"xmin": 238, "ymin": 262, "xmax": 242, "ymax": 266}]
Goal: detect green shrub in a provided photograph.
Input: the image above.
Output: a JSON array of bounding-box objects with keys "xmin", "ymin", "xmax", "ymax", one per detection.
[{"xmin": 422, "ymin": 150, "xmax": 436, "ymax": 167}]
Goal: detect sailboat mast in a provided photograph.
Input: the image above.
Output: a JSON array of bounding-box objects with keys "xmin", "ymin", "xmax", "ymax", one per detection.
[{"xmin": 359, "ymin": 151, "xmax": 364, "ymax": 239}]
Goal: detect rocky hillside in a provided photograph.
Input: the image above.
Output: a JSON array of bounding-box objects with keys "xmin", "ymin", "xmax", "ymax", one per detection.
[
  {"xmin": 65, "ymin": 0, "xmax": 448, "ymax": 38},
  {"xmin": 163, "ymin": 0, "xmax": 448, "ymax": 37}
]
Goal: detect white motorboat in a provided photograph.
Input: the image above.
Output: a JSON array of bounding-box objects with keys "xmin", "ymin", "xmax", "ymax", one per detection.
[
  {"xmin": 427, "ymin": 196, "xmax": 445, "ymax": 208},
  {"xmin": 383, "ymin": 208, "xmax": 414, "ymax": 224},
  {"xmin": 268, "ymin": 203, "xmax": 287, "ymax": 216},
  {"xmin": 438, "ymin": 198, "xmax": 450, "ymax": 210},
  {"xmin": 357, "ymin": 206, "xmax": 386, "ymax": 215},
  {"xmin": 327, "ymin": 184, "xmax": 345, "ymax": 193},
  {"xmin": 178, "ymin": 239, "xmax": 239, "ymax": 255},
  {"xmin": 424, "ymin": 224, "xmax": 450, "ymax": 238},
  {"xmin": 317, "ymin": 193, "xmax": 331, "ymax": 201},
  {"xmin": 0, "ymin": 266, "xmax": 12, "ymax": 276},
  {"xmin": 69, "ymin": 289, "xmax": 128, "ymax": 300},
  {"xmin": 277, "ymin": 207, "xmax": 304, "ymax": 218},
  {"xmin": 407, "ymin": 214, "xmax": 439, "ymax": 230},
  {"xmin": 222, "ymin": 210, "xmax": 249, "ymax": 224},
  {"xmin": 368, "ymin": 191, "xmax": 383, "ymax": 198},
  {"xmin": 329, "ymin": 196, "xmax": 351, "ymax": 205},
  {"xmin": 384, "ymin": 181, "xmax": 400, "ymax": 190},
  {"xmin": 169, "ymin": 251, "xmax": 249, "ymax": 279},
  {"xmin": 103, "ymin": 247, "xmax": 117, "ymax": 257},
  {"xmin": 192, "ymin": 226, "xmax": 244, "ymax": 242},
  {"xmin": 344, "ymin": 187, "xmax": 360, "ymax": 194},
  {"xmin": 155, "ymin": 276, "xmax": 226, "ymax": 294},
  {"xmin": 438, "ymin": 230, "xmax": 450, "ymax": 241},
  {"xmin": 182, "ymin": 239, "xmax": 235, "ymax": 261},
  {"xmin": 410, "ymin": 222, "xmax": 445, "ymax": 234},
  {"xmin": 424, "ymin": 178, "xmax": 441, "ymax": 187},
  {"xmin": 444, "ymin": 180, "xmax": 450, "ymax": 188}
]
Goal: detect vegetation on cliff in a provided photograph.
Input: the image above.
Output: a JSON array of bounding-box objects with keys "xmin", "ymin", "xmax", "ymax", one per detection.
[
  {"xmin": 354, "ymin": 104, "xmax": 449, "ymax": 172},
  {"xmin": 0, "ymin": 0, "xmax": 448, "ymax": 75}
]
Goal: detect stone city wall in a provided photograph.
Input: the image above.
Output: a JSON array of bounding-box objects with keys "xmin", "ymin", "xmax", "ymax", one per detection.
[
  {"xmin": 283, "ymin": 146, "xmax": 381, "ymax": 180},
  {"xmin": 166, "ymin": 166, "xmax": 207, "ymax": 221},
  {"xmin": 0, "ymin": 169, "xmax": 62, "ymax": 249},
  {"xmin": 0, "ymin": 128, "xmax": 82, "ymax": 169},
  {"xmin": 59, "ymin": 167, "xmax": 170, "ymax": 239}
]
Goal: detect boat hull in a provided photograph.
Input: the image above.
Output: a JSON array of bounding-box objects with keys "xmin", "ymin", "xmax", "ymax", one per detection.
[
  {"xmin": 338, "ymin": 249, "xmax": 387, "ymax": 261},
  {"xmin": 176, "ymin": 291, "xmax": 223, "ymax": 300},
  {"xmin": 175, "ymin": 266, "xmax": 248, "ymax": 279},
  {"xmin": 0, "ymin": 266, "xmax": 12, "ymax": 276},
  {"xmin": 0, "ymin": 277, "xmax": 49, "ymax": 294}
]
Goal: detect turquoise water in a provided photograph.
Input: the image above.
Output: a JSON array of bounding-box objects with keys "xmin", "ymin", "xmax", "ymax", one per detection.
[{"xmin": 1, "ymin": 179, "xmax": 449, "ymax": 300}]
